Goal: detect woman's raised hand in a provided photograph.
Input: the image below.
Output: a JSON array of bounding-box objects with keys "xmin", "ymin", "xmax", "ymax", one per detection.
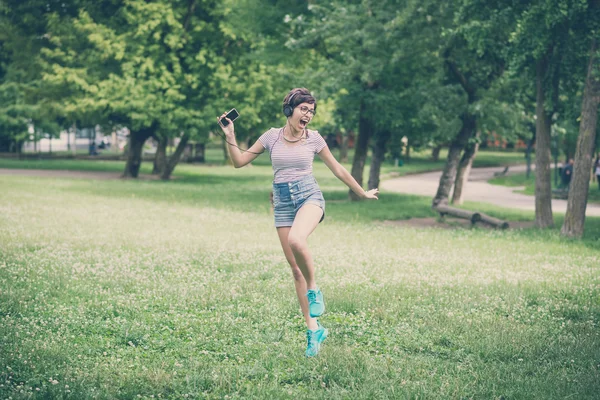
[
  {"xmin": 217, "ymin": 113, "xmax": 235, "ymax": 137},
  {"xmin": 363, "ymin": 188, "xmax": 379, "ymax": 200}
]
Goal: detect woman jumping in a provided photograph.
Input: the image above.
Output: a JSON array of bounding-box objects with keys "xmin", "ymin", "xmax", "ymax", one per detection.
[{"xmin": 217, "ymin": 88, "xmax": 379, "ymax": 357}]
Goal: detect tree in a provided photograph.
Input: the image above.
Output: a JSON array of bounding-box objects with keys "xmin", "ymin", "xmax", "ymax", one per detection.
[
  {"xmin": 432, "ymin": 1, "xmax": 514, "ymax": 207},
  {"xmin": 291, "ymin": 2, "xmax": 383, "ymax": 200},
  {"xmin": 171, "ymin": 0, "xmax": 309, "ymax": 172},
  {"xmin": 453, "ymin": 76, "xmax": 534, "ymax": 204},
  {"xmin": 508, "ymin": 0, "xmax": 591, "ymax": 228},
  {"xmin": 451, "ymin": 132, "xmax": 480, "ymax": 205},
  {"xmin": 41, "ymin": 0, "xmax": 232, "ymax": 178},
  {"xmin": 533, "ymin": 46, "xmax": 558, "ymax": 228},
  {"xmin": 0, "ymin": 0, "xmax": 80, "ymax": 153},
  {"xmin": 556, "ymin": 0, "xmax": 600, "ymax": 237},
  {"xmin": 294, "ymin": 1, "xmax": 454, "ymax": 200},
  {"xmin": 562, "ymin": 36, "xmax": 600, "ymax": 237}
]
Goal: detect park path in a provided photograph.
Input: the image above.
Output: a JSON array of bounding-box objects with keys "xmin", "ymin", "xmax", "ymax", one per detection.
[{"xmin": 381, "ymin": 165, "xmax": 600, "ymax": 217}]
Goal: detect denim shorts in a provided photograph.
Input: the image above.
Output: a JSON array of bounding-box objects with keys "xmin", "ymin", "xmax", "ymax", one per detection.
[{"xmin": 272, "ymin": 175, "xmax": 325, "ymax": 228}]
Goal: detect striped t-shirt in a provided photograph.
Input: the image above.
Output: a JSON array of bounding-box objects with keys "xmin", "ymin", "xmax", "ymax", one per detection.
[{"xmin": 258, "ymin": 127, "xmax": 328, "ymax": 183}]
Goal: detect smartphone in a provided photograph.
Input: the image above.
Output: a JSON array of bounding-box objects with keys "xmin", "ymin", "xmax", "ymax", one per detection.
[{"xmin": 219, "ymin": 108, "xmax": 240, "ymax": 127}]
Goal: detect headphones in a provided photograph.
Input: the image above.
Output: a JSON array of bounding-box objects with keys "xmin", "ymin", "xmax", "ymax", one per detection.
[{"xmin": 282, "ymin": 91, "xmax": 298, "ymax": 117}]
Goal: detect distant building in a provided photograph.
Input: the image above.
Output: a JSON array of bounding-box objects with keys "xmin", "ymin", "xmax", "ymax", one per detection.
[
  {"xmin": 21, "ymin": 126, "xmax": 129, "ymax": 154},
  {"xmin": 483, "ymin": 131, "xmax": 527, "ymax": 150}
]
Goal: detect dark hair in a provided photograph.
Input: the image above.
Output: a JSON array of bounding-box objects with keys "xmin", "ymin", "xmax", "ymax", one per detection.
[{"xmin": 283, "ymin": 88, "xmax": 317, "ymax": 112}]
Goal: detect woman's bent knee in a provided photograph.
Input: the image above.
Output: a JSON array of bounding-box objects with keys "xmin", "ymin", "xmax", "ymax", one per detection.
[{"xmin": 288, "ymin": 236, "xmax": 307, "ymax": 253}]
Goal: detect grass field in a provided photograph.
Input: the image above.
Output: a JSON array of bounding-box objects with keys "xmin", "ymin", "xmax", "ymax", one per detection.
[
  {"xmin": 1, "ymin": 157, "xmax": 599, "ymax": 399},
  {"xmin": 489, "ymin": 168, "xmax": 600, "ymax": 204},
  {"xmin": 2, "ymin": 147, "xmax": 531, "ymax": 177}
]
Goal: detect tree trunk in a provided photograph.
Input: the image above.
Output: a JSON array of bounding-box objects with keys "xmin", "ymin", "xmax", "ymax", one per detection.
[
  {"xmin": 451, "ymin": 133, "xmax": 480, "ymax": 205},
  {"xmin": 349, "ymin": 102, "xmax": 373, "ymax": 201},
  {"xmin": 123, "ymin": 126, "xmax": 154, "ymax": 178},
  {"xmin": 561, "ymin": 39, "xmax": 600, "ymax": 238},
  {"xmin": 479, "ymin": 212, "xmax": 509, "ymax": 229},
  {"xmin": 432, "ymin": 112, "xmax": 476, "ymax": 207},
  {"xmin": 183, "ymin": 142, "xmax": 193, "ymax": 162},
  {"xmin": 161, "ymin": 133, "xmax": 190, "ymax": 180},
  {"xmin": 153, "ymin": 136, "xmax": 167, "ymax": 175},
  {"xmin": 222, "ymin": 139, "xmax": 232, "ymax": 164},
  {"xmin": 72, "ymin": 122, "xmax": 77, "ymax": 156},
  {"xmin": 192, "ymin": 143, "xmax": 205, "ymax": 163},
  {"xmin": 525, "ymin": 134, "xmax": 535, "ymax": 179},
  {"xmin": 339, "ymin": 132, "xmax": 349, "ymax": 163},
  {"xmin": 431, "ymin": 145, "xmax": 442, "ymax": 161},
  {"xmin": 534, "ymin": 55, "xmax": 555, "ymax": 228},
  {"xmin": 368, "ymin": 130, "xmax": 391, "ymax": 190},
  {"xmin": 434, "ymin": 55, "xmax": 479, "ymax": 208},
  {"xmin": 435, "ymin": 204, "xmax": 481, "ymax": 223},
  {"xmin": 112, "ymin": 131, "xmax": 117, "ymax": 154}
]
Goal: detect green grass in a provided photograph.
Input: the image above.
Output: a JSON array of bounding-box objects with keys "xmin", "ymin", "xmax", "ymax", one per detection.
[
  {"xmin": 2, "ymin": 148, "xmax": 530, "ymax": 177},
  {"xmin": 490, "ymin": 169, "xmax": 600, "ymax": 203},
  {"xmin": 2, "ymin": 157, "xmax": 599, "ymax": 399},
  {"xmin": 0, "ymin": 148, "xmax": 238, "ymax": 172}
]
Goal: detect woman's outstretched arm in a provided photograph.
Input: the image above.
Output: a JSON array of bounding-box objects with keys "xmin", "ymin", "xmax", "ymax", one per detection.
[{"xmin": 318, "ymin": 146, "xmax": 379, "ymax": 200}]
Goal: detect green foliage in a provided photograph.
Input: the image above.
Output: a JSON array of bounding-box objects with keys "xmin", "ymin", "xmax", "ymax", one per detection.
[
  {"xmin": 475, "ymin": 77, "xmax": 533, "ymax": 142},
  {"xmin": 285, "ymin": 1, "xmax": 458, "ymax": 152},
  {"xmin": 201, "ymin": 1, "xmax": 317, "ymax": 143},
  {"xmin": 0, "ymin": 0, "xmax": 68, "ymax": 150},
  {"xmin": 508, "ymin": 0, "xmax": 590, "ymax": 67},
  {"xmin": 37, "ymin": 0, "xmax": 249, "ymax": 145},
  {"xmin": 0, "ymin": 82, "xmax": 32, "ymax": 150},
  {"xmin": 507, "ymin": 0, "xmax": 597, "ymax": 114}
]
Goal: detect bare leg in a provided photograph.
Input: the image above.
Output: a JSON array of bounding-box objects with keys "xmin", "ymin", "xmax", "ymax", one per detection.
[
  {"xmin": 287, "ymin": 204, "xmax": 323, "ymax": 290},
  {"xmin": 277, "ymin": 226, "xmax": 318, "ymax": 331}
]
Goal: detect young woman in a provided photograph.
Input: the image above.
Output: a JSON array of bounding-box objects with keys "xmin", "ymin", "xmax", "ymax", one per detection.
[{"xmin": 217, "ymin": 88, "xmax": 379, "ymax": 357}]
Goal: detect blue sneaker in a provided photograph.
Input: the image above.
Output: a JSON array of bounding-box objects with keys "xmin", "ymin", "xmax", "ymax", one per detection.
[
  {"xmin": 305, "ymin": 323, "xmax": 328, "ymax": 357},
  {"xmin": 307, "ymin": 288, "xmax": 325, "ymax": 318}
]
